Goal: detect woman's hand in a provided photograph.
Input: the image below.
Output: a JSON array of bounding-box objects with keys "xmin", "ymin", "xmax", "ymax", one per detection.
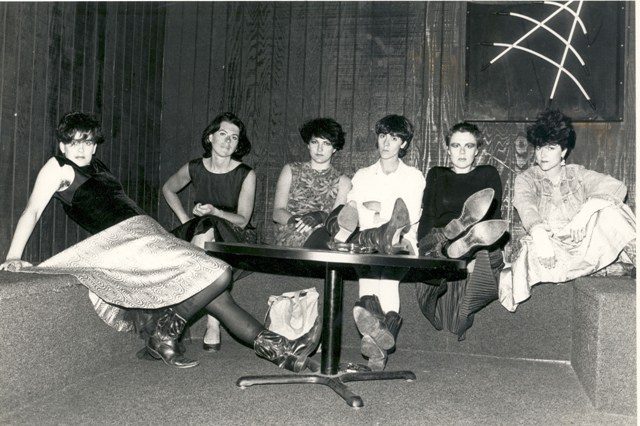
[
  {"xmin": 193, "ymin": 203, "xmax": 216, "ymax": 217},
  {"xmin": 531, "ymin": 226, "xmax": 556, "ymax": 269},
  {"xmin": 0, "ymin": 259, "xmax": 33, "ymax": 272}
]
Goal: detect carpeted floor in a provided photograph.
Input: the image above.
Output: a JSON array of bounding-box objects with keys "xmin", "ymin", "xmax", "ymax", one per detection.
[{"xmin": 2, "ymin": 340, "xmax": 635, "ymax": 425}]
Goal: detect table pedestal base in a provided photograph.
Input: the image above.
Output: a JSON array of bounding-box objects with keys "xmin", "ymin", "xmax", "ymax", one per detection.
[{"xmin": 237, "ymin": 370, "xmax": 416, "ymax": 408}]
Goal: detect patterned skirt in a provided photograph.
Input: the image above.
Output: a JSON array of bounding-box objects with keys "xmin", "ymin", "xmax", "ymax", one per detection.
[{"xmin": 24, "ymin": 215, "xmax": 230, "ymax": 333}]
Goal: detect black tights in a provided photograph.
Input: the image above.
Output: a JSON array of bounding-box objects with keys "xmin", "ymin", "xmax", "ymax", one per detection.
[{"xmin": 173, "ymin": 269, "xmax": 263, "ymax": 344}]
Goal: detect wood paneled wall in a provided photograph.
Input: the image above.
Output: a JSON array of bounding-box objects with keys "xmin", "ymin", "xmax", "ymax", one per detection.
[
  {"xmin": 0, "ymin": 2, "xmax": 165, "ymax": 262},
  {"xmin": 159, "ymin": 1, "xmax": 635, "ymax": 259}
]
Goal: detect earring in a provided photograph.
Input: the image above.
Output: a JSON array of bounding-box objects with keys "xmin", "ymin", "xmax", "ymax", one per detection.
[{"xmin": 560, "ymin": 157, "xmax": 566, "ymax": 166}]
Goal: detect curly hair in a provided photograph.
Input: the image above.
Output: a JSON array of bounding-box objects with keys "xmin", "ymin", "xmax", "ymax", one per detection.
[
  {"xmin": 374, "ymin": 114, "xmax": 414, "ymax": 158},
  {"xmin": 526, "ymin": 109, "xmax": 576, "ymax": 154},
  {"xmin": 299, "ymin": 117, "xmax": 346, "ymax": 150},
  {"xmin": 445, "ymin": 121, "xmax": 484, "ymax": 148},
  {"xmin": 201, "ymin": 112, "xmax": 251, "ymax": 160},
  {"xmin": 56, "ymin": 111, "xmax": 104, "ymax": 145}
]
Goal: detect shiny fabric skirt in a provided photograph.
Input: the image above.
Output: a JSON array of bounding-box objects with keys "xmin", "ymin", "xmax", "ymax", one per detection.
[
  {"xmin": 24, "ymin": 215, "xmax": 230, "ymax": 333},
  {"xmin": 499, "ymin": 204, "xmax": 636, "ymax": 312}
]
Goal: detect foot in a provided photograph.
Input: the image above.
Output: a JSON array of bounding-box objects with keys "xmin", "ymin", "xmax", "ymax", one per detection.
[
  {"xmin": 353, "ymin": 306, "xmax": 395, "ymax": 350},
  {"xmin": 361, "ymin": 336, "xmax": 387, "ymax": 371},
  {"xmin": 446, "ymin": 220, "xmax": 508, "ymax": 259},
  {"xmin": 444, "ymin": 188, "xmax": 495, "ymax": 240},
  {"xmin": 203, "ymin": 316, "xmax": 221, "ymax": 352},
  {"xmin": 334, "ymin": 201, "xmax": 359, "ymax": 242},
  {"xmin": 380, "ymin": 198, "xmax": 411, "ymax": 254}
]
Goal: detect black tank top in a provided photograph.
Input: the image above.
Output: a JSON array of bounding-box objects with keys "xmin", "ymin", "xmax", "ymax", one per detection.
[
  {"xmin": 53, "ymin": 155, "xmax": 146, "ymax": 234},
  {"xmin": 189, "ymin": 159, "xmax": 253, "ymax": 213}
]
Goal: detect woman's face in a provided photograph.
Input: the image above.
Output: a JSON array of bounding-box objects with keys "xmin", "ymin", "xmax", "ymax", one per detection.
[
  {"xmin": 535, "ymin": 144, "xmax": 567, "ymax": 172},
  {"xmin": 59, "ymin": 131, "xmax": 97, "ymax": 167},
  {"xmin": 447, "ymin": 131, "xmax": 478, "ymax": 173},
  {"xmin": 377, "ymin": 133, "xmax": 406, "ymax": 160},
  {"xmin": 208, "ymin": 121, "xmax": 240, "ymax": 158},
  {"xmin": 307, "ymin": 136, "xmax": 336, "ymax": 164}
]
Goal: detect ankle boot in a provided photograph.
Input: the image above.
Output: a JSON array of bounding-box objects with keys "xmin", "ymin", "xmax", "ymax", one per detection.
[
  {"xmin": 325, "ymin": 201, "xmax": 359, "ymax": 242},
  {"xmin": 446, "ymin": 220, "xmax": 509, "ymax": 259},
  {"xmin": 254, "ymin": 320, "xmax": 321, "ymax": 373},
  {"xmin": 418, "ymin": 228, "xmax": 448, "ymax": 257},
  {"xmin": 353, "ymin": 295, "xmax": 395, "ymax": 351},
  {"xmin": 363, "ymin": 312, "xmax": 403, "ymax": 371},
  {"xmin": 443, "ymin": 188, "xmax": 495, "ymax": 240},
  {"xmin": 146, "ymin": 308, "xmax": 199, "ymax": 368},
  {"xmin": 353, "ymin": 198, "xmax": 410, "ymax": 254}
]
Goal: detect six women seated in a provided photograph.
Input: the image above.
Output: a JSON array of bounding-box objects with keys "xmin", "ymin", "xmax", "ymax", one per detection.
[{"xmin": 0, "ymin": 108, "xmax": 635, "ymax": 373}]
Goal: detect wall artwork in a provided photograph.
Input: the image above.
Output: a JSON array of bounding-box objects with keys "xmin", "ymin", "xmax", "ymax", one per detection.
[{"xmin": 465, "ymin": 1, "xmax": 625, "ymax": 122}]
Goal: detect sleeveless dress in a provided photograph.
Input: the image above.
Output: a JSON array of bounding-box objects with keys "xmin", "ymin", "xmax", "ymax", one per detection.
[
  {"xmin": 170, "ymin": 159, "xmax": 256, "ymax": 243},
  {"xmin": 274, "ymin": 162, "xmax": 341, "ymax": 247},
  {"xmin": 24, "ymin": 155, "xmax": 230, "ymax": 333}
]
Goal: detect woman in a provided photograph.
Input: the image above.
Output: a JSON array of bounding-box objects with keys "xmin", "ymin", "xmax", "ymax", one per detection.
[
  {"xmin": 345, "ymin": 114, "xmax": 425, "ymax": 371},
  {"xmin": 499, "ymin": 109, "xmax": 636, "ymax": 311},
  {"xmin": 416, "ymin": 122, "xmax": 508, "ymax": 340},
  {"xmin": 163, "ymin": 112, "xmax": 256, "ymax": 352},
  {"xmin": 273, "ymin": 117, "xmax": 352, "ymax": 248},
  {"xmin": 0, "ymin": 111, "xmax": 318, "ymax": 372}
]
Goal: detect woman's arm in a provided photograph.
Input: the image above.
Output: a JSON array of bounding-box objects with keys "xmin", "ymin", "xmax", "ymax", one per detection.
[
  {"xmin": 513, "ymin": 172, "xmax": 545, "ymax": 233},
  {"xmin": 332, "ymin": 175, "xmax": 352, "ymax": 209},
  {"xmin": 162, "ymin": 162, "xmax": 192, "ymax": 224},
  {"xmin": 201, "ymin": 170, "xmax": 256, "ymax": 228},
  {"xmin": 272, "ymin": 164, "xmax": 294, "ymax": 225},
  {"xmin": 1, "ymin": 158, "xmax": 65, "ymax": 270}
]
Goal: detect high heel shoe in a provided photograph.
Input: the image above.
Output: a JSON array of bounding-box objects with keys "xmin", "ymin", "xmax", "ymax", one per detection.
[{"xmin": 203, "ymin": 315, "xmax": 221, "ymax": 352}]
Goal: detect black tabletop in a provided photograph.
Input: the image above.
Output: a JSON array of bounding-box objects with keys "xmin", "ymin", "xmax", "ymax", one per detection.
[{"xmin": 205, "ymin": 242, "xmax": 467, "ymax": 282}]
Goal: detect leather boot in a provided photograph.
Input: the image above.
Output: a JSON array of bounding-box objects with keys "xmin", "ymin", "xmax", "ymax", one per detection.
[
  {"xmin": 254, "ymin": 319, "xmax": 321, "ymax": 373},
  {"xmin": 353, "ymin": 198, "xmax": 410, "ymax": 254},
  {"xmin": 325, "ymin": 202, "xmax": 359, "ymax": 242},
  {"xmin": 146, "ymin": 308, "xmax": 200, "ymax": 368},
  {"xmin": 353, "ymin": 295, "xmax": 394, "ymax": 351},
  {"xmin": 446, "ymin": 220, "xmax": 509, "ymax": 259},
  {"xmin": 443, "ymin": 188, "xmax": 495, "ymax": 239},
  {"xmin": 363, "ymin": 311, "xmax": 403, "ymax": 371},
  {"xmin": 418, "ymin": 228, "xmax": 448, "ymax": 257}
]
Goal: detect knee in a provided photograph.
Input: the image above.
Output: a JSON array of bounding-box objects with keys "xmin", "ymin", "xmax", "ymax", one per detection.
[{"xmin": 214, "ymin": 268, "xmax": 233, "ymax": 289}]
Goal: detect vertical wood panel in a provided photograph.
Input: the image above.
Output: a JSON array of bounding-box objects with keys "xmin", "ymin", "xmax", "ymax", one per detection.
[{"xmin": 0, "ymin": 2, "xmax": 165, "ymax": 262}]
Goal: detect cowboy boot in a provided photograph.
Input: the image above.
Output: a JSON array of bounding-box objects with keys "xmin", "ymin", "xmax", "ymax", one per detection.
[
  {"xmin": 418, "ymin": 228, "xmax": 448, "ymax": 257},
  {"xmin": 254, "ymin": 318, "xmax": 321, "ymax": 373},
  {"xmin": 146, "ymin": 308, "xmax": 200, "ymax": 368},
  {"xmin": 446, "ymin": 220, "xmax": 509, "ymax": 259},
  {"xmin": 443, "ymin": 188, "xmax": 495, "ymax": 240},
  {"xmin": 353, "ymin": 198, "xmax": 411, "ymax": 254},
  {"xmin": 362, "ymin": 311, "xmax": 403, "ymax": 371},
  {"xmin": 325, "ymin": 201, "xmax": 359, "ymax": 242},
  {"xmin": 353, "ymin": 295, "xmax": 395, "ymax": 352}
]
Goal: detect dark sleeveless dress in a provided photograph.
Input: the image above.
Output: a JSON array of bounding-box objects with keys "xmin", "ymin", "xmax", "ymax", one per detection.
[
  {"xmin": 170, "ymin": 159, "xmax": 256, "ymax": 244},
  {"xmin": 26, "ymin": 156, "xmax": 229, "ymax": 333}
]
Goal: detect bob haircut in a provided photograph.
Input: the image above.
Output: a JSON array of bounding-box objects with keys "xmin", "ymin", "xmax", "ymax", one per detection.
[
  {"xmin": 56, "ymin": 111, "xmax": 104, "ymax": 145},
  {"xmin": 526, "ymin": 109, "xmax": 576, "ymax": 156},
  {"xmin": 445, "ymin": 122, "xmax": 484, "ymax": 148},
  {"xmin": 201, "ymin": 112, "xmax": 251, "ymax": 160},
  {"xmin": 299, "ymin": 117, "xmax": 346, "ymax": 151},
  {"xmin": 374, "ymin": 114, "xmax": 414, "ymax": 158}
]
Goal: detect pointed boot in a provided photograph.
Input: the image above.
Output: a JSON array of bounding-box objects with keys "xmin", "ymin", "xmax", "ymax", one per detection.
[
  {"xmin": 353, "ymin": 198, "xmax": 410, "ymax": 254},
  {"xmin": 446, "ymin": 220, "xmax": 509, "ymax": 259},
  {"xmin": 254, "ymin": 319, "xmax": 321, "ymax": 373},
  {"xmin": 353, "ymin": 295, "xmax": 395, "ymax": 351},
  {"xmin": 443, "ymin": 188, "xmax": 495, "ymax": 240},
  {"xmin": 362, "ymin": 312, "xmax": 402, "ymax": 371},
  {"xmin": 146, "ymin": 308, "xmax": 199, "ymax": 368}
]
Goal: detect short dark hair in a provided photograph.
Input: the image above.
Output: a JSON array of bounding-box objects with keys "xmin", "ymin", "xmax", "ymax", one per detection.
[
  {"xmin": 201, "ymin": 112, "xmax": 251, "ymax": 160},
  {"xmin": 374, "ymin": 115, "xmax": 414, "ymax": 158},
  {"xmin": 526, "ymin": 109, "xmax": 576, "ymax": 155},
  {"xmin": 445, "ymin": 122, "xmax": 484, "ymax": 148},
  {"xmin": 56, "ymin": 111, "xmax": 104, "ymax": 145},
  {"xmin": 299, "ymin": 117, "xmax": 346, "ymax": 150}
]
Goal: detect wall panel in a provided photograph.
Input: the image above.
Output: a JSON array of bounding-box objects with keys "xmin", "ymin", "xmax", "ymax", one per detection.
[
  {"xmin": 159, "ymin": 1, "xmax": 635, "ymax": 256},
  {"xmin": 0, "ymin": 2, "xmax": 165, "ymax": 262}
]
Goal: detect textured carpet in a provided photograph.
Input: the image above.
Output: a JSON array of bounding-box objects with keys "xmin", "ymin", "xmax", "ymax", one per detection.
[{"xmin": 2, "ymin": 340, "xmax": 635, "ymax": 425}]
